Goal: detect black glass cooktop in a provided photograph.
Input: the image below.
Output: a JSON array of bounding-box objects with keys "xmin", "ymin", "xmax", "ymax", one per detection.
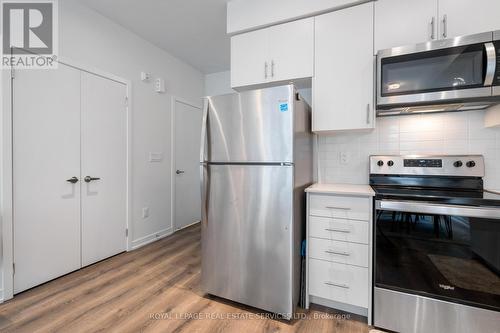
[{"xmin": 372, "ymin": 186, "xmax": 500, "ymax": 208}]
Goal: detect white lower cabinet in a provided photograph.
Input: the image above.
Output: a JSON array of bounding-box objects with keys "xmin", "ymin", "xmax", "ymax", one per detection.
[
  {"xmin": 309, "ymin": 259, "xmax": 369, "ymax": 308},
  {"xmin": 306, "ymin": 188, "xmax": 374, "ymax": 323}
]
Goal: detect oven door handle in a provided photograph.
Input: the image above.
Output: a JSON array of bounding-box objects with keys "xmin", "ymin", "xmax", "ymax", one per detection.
[
  {"xmin": 376, "ymin": 200, "xmax": 500, "ymax": 220},
  {"xmin": 484, "ymin": 42, "xmax": 496, "ymax": 87}
]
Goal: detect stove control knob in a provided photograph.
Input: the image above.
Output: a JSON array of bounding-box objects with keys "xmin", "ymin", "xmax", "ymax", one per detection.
[
  {"xmin": 387, "ymin": 160, "xmax": 394, "ymax": 167},
  {"xmin": 466, "ymin": 160, "xmax": 476, "ymax": 168},
  {"xmin": 453, "ymin": 161, "xmax": 463, "ymax": 168},
  {"xmin": 377, "ymin": 160, "xmax": 384, "ymax": 166}
]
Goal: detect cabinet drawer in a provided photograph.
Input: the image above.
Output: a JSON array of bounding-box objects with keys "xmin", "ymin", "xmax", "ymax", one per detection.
[
  {"xmin": 309, "ymin": 216, "xmax": 369, "ymax": 244},
  {"xmin": 309, "ymin": 194, "xmax": 370, "ymax": 221},
  {"xmin": 309, "ymin": 238, "xmax": 368, "ymax": 267},
  {"xmin": 308, "ymin": 259, "xmax": 368, "ymax": 308}
]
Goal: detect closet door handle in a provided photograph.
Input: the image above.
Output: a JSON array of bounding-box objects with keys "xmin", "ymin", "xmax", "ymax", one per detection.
[
  {"xmin": 66, "ymin": 176, "xmax": 79, "ymax": 184},
  {"xmin": 84, "ymin": 176, "xmax": 101, "ymax": 183}
]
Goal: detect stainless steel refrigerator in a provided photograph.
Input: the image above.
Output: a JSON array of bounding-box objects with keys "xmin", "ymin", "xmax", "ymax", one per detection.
[{"xmin": 200, "ymin": 84, "xmax": 313, "ymax": 318}]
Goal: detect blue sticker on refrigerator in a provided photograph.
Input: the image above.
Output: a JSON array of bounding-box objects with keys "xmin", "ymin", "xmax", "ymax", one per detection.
[{"xmin": 279, "ymin": 103, "xmax": 289, "ymax": 112}]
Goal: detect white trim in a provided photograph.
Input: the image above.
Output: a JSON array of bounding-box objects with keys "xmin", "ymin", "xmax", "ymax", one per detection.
[
  {"xmin": 170, "ymin": 96, "xmax": 202, "ymax": 233},
  {"xmin": 1, "ymin": 57, "xmax": 132, "ymax": 302},
  {"xmin": 0, "ymin": 289, "xmax": 4, "ymax": 303},
  {"xmin": 130, "ymin": 227, "xmax": 173, "ymax": 250},
  {"xmin": 1, "ymin": 67, "xmax": 14, "ymax": 303}
]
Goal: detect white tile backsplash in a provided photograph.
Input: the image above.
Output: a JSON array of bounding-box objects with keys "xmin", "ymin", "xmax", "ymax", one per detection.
[{"xmin": 317, "ymin": 111, "xmax": 500, "ymax": 190}]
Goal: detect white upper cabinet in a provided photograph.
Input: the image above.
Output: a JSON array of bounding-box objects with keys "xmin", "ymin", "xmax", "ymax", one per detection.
[
  {"xmin": 313, "ymin": 2, "xmax": 375, "ymax": 132},
  {"xmin": 374, "ymin": 0, "xmax": 438, "ymax": 53},
  {"xmin": 438, "ymin": 0, "xmax": 500, "ymax": 39},
  {"xmin": 375, "ymin": 0, "xmax": 500, "ymax": 54},
  {"xmin": 230, "ymin": 18, "xmax": 313, "ymax": 89},
  {"xmin": 267, "ymin": 19, "xmax": 314, "ymax": 83},
  {"xmin": 230, "ymin": 28, "xmax": 269, "ymax": 89}
]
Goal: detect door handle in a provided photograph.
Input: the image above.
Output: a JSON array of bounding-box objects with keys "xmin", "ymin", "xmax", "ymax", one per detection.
[
  {"xmin": 176, "ymin": 170, "xmax": 185, "ymax": 175},
  {"xmin": 84, "ymin": 176, "xmax": 101, "ymax": 183},
  {"xmin": 66, "ymin": 176, "xmax": 79, "ymax": 184}
]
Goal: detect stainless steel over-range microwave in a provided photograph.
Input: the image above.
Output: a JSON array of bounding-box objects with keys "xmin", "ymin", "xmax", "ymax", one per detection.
[{"xmin": 376, "ymin": 31, "xmax": 500, "ymax": 115}]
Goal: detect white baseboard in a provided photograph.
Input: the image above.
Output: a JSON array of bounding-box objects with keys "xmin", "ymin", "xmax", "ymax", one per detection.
[{"xmin": 131, "ymin": 226, "xmax": 173, "ymax": 250}]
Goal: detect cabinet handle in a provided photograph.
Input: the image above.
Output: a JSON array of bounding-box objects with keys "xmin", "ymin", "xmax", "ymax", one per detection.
[
  {"xmin": 271, "ymin": 60, "xmax": 275, "ymax": 77},
  {"xmin": 366, "ymin": 103, "xmax": 371, "ymax": 124},
  {"xmin": 442, "ymin": 14, "xmax": 448, "ymax": 38},
  {"xmin": 325, "ymin": 206, "xmax": 351, "ymax": 210},
  {"xmin": 325, "ymin": 250, "xmax": 350, "ymax": 256},
  {"xmin": 325, "ymin": 228, "xmax": 351, "ymax": 233},
  {"xmin": 430, "ymin": 17, "xmax": 436, "ymax": 40},
  {"xmin": 325, "ymin": 282, "xmax": 350, "ymax": 289},
  {"xmin": 264, "ymin": 62, "xmax": 268, "ymax": 79}
]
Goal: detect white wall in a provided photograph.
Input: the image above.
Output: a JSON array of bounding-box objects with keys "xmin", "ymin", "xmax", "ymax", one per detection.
[
  {"xmin": 1, "ymin": 0, "xmax": 205, "ymax": 297},
  {"xmin": 59, "ymin": 0, "xmax": 205, "ymax": 246},
  {"xmin": 205, "ymin": 71, "xmax": 234, "ymax": 96},
  {"xmin": 318, "ymin": 111, "xmax": 500, "ymax": 190}
]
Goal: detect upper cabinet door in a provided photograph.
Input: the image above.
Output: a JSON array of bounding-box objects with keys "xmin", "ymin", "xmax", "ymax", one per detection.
[
  {"xmin": 313, "ymin": 2, "xmax": 374, "ymax": 132},
  {"xmin": 374, "ymin": 0, "xmax": 438, "ymax": 53},
  {"xmin": 231, "ymin": 28, "xmax": 269, "ymax": 88},
  {"xmin": 268, "ymin": 18, "xmax": 314, "ymax": 83},
  {"xmin": 438, "ymin": 0, "xmax": 500, "ymax": 39}
]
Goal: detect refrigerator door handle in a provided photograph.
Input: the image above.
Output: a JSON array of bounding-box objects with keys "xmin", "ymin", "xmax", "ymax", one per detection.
[
  {"xmin": 200, "ymin": 163, "xmax": 210, "ymax": 227},
  {"xmin": 200, "ymin": 98, "xmax": 209, "ymax": 163}
]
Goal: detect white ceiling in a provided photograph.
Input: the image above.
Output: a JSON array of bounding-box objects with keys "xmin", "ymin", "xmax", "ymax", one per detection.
[{"xmin": 79, "ymin": 0, "xmax": 230, "ymax": 74}]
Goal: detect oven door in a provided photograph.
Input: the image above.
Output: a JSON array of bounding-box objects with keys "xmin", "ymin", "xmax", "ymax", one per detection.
[
  {"xmin": 375, "ymin": 200, "xmax": 500, "ymax": 313},
  {"xmin": 376, "ymin": 32, "xmax": 497, "ymax": 108}
]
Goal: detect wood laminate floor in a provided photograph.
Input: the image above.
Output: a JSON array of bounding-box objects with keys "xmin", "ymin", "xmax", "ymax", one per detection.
[{"xmin": 0, "ymin": 224, "xmax": 371, "ymax": 333}]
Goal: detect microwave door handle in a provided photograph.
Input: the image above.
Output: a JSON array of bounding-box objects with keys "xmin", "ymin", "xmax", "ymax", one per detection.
[{"xmin": 484, "ymin": 42, "xmax": 496, "ymax": 86}]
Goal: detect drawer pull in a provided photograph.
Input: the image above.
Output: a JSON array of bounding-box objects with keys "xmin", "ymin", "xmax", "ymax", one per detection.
[
  {"xmin": 325, "ymin": 250, "xmax": 350, "ymax": 256},
  {"xmin": 325, "ymin": 282, "xmax": 350, "ymax": 289},
  {"xmin": 325, "ymin": 206, "xmax": 351, "ymax": 210},
  {"xmin": 324, "ymin": 228, "xmax": 351, "ymax": 233}
]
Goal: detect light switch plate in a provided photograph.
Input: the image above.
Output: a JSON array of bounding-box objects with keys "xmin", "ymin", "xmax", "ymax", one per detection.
[
  {"xmin": 142, "ymin": 207, "xmax": 150, "ymax": 219},
  {"xmin": 149, "ymin": 152, "xmax": 163, "ymax": 162}
]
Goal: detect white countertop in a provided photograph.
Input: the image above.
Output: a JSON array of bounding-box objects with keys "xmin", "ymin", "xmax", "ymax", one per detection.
[{"xmin": 305, "ymin": 183, "xmax": 375, "ymax": 197}]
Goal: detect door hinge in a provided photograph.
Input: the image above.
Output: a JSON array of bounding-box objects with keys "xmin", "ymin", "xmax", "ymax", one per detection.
[
  {"xmin": 13, "ymin": 263, "xmax": 15, "ymax": 275},
  {"xmin": 10, "ymin": 68, "xmax": 15, "ymax": 79},
  {"xmin": 124, "ymin": 96, "xmax": 129, "ymax": 107},
  {"xmin": 126, "ymin": 228, "xmax": 129, "ymax": 237}
]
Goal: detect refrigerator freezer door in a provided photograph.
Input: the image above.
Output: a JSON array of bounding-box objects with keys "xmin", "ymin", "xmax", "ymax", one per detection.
[
  {"xmin": 203, "ymin": 85, "xmax": 294, "ymax": 163},
  {"xmin": 201, "ymin": 164, "xmax": 294, "ymax": 316}
]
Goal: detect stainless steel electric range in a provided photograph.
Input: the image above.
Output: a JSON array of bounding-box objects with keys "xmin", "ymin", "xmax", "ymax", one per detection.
[{"xmin": 370, "ymin": 155, "xmax": 500, "ymax": 333}]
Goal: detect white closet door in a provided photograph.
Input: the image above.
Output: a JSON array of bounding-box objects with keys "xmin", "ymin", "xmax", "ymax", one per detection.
[
  {"xmin": 81, "ymin": 72, "xmax": 127, "ymax": 266},
  {"xmin": 13, "ymin": 64, "xmax": 82, "ymax": 293}
]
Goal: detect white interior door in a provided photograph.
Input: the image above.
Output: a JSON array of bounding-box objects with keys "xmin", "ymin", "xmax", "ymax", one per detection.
[
  {"xmin": 174, "ymin": 100, "xmax": 202, "ymax": 230},
  {"xmin": 81, "ymin": 72, "xmax": 127, "ymax": 266},
  {"xmin": 13, "ymin": 64, "xmax": 82, "ymax": 293}
]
